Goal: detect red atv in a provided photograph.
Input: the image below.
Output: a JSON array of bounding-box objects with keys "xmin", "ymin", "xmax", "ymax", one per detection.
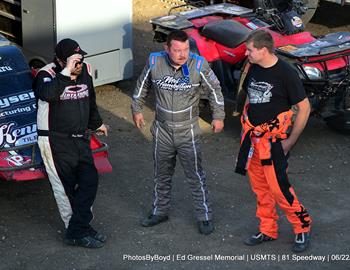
[
  {"xmin": 150, "ymin": 1, "xmax": 350, "ymax": 132},
  {"xmin": 0, "ymin": 35, "xmax": 112, "ymax": 182}
]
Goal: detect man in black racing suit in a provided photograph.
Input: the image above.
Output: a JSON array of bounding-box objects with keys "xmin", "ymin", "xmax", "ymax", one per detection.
[
  {"xmin": 132, "ymin": 30, "xmax": 225, "ymax": 235},
  {"xmin": 33, "ymin": 38, "xmax": 108, "ymax": 248}
]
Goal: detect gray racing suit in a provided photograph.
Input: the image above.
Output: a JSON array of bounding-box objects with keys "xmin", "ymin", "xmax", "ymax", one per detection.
[{"xmin": 132, "ymin": 51, "xmax": 225, "ymax": 221}]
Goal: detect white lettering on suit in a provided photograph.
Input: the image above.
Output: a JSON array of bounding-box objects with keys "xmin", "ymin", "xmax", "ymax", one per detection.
[{"xmin": 60, "ymin": 84, "xmax": 89, "ymax": 100}]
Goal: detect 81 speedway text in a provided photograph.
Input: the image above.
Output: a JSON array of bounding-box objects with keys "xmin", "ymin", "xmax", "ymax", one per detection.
[{"xmin": 249, "ymin": 254, "xmax": 327, "ymax": 262}]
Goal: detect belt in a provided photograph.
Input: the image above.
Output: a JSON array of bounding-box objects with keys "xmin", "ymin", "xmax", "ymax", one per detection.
[
  {"xmin": 155, "ymin": 104, "xmax": 199, "ymax": 123},
  {"xmin": 38, "ymin": 129, "xmax": 90, "ymax": 139}
]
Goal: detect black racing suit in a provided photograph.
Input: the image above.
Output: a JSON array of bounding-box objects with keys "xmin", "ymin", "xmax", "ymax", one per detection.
[
  {"xmin": 33, "ymin": 60, "xmax": 103, "ymax": 239},
  {"xmin": 132, "ymin": 52, "xmax": 225, "ymax": 221}
]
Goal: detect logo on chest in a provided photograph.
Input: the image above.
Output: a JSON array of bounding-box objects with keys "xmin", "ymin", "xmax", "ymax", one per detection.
[
  {"xmin": 60, "ymin": 84, "xmax": 89, "ymax": 100},
  {"xmin": 153, "ymin": 75, "xmax": 192, "ymax": 91},
  {"xmin": 248, "ymin": 80, "xmax": 273, "ymax": 104}
]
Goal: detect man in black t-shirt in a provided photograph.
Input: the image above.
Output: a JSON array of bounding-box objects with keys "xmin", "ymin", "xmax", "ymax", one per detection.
[
  {"xmin": 236, "ymin": 29, "xmax": 312, "ymax": 253},
  {"xmin": 243, "ymin": 57, "xmax": 306, "ymax": 126}
]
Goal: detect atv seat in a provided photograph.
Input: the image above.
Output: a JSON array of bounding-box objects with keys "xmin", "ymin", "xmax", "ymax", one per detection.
[{"xmin": 201, "ymin": 19, "xmax": 251, "ymax": 48}]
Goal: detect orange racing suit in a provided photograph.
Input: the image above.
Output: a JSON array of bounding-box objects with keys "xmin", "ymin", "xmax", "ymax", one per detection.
[{"xmin": 235, "ymin": 106, "xmax": 311, "ymax": 239}]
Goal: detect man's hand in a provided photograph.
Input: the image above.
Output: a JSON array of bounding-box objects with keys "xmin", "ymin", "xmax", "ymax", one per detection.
[
  {"xmin": 281, "ymin": 98, "xmax": 310, "ymax": 155},
  {"xmin": 66, "ymin": 54, "xmax": 83, "ymax": 72},
  {"xmin": 96, "ymin": 124, "xmax": 109, "ymax": 136},
  {"xmin": 211, "ymin": 119, "xmax": 224, "ymax": 133},
  {"xmin": 133, "ymin": 113, "xmax": 145, "ymax": 129},
  {"xmin": 281, "ymin": 138, "xmax": 294, "ymax": 155}
]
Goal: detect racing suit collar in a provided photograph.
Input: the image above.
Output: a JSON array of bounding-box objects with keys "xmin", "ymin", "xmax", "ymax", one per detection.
[{"xmin": 53, "ymin": 58, "xmax": 63, "ymax": 73}]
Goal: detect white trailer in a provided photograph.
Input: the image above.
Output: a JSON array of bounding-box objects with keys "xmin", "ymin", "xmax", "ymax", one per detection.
[{"xmin": 0, "ymin": 0, "xmax": 133, "ymax": 86}]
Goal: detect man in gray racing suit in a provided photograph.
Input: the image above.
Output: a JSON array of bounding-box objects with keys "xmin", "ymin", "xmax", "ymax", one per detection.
[{"xmin": 131, "ymin": 30, "xmax": 225, "ymax": 235}]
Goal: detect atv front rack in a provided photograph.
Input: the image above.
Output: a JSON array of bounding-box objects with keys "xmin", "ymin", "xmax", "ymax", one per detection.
[{"xmin": 290, "ymin": 50, "xmax": 350, "ymax": 85}]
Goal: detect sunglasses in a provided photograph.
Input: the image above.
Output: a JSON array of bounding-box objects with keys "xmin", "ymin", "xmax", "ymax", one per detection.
[
  {"xmin": 60, "ymin": 56, "xmax": 84, "ymax": 67},
  {"xmin": 75, "ymin": 57, "xmax": 84, "ymax": 67}
]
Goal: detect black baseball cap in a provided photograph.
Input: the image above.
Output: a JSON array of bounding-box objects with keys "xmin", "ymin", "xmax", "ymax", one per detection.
[{"xmin": 55, "ymin": 38, "xmax": 87, "ymax": 61}]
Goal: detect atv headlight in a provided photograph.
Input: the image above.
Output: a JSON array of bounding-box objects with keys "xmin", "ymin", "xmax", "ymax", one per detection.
[{"xmin": 303, "ymin": 66, "xmax": 323, "ymax": 80}]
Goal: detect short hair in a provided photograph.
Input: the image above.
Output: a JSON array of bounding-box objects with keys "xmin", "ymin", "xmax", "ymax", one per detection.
[
  {"xmin": 246, "ymin": 29, "xmax": 274, "ymax": 53},
  {"xmin": 166, "ymin": 30, "xmax": 189, "ymax": 47}
]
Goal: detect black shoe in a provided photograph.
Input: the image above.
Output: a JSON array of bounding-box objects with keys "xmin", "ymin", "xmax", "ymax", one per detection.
[
  {"xmin": 244, "ymin": 232, "xmax": 276, "ymax": 246},
  {"xmin": 64, "ymin": 235, "xmax": 104, "ymax": 248},
  {"xmin": 141, "ymin": 214, "xmax": 169, "ymax": 227},
  {"xmin": 292, "ymin": 232, "xmax": 311, "ymax": 253},
  {"xmin": 198, "ymin": 220, "xmax": 214, "ymax": 235},
  {"xmin": 90, "ymin": 230, "xmax": 107, "ymax": 243}
]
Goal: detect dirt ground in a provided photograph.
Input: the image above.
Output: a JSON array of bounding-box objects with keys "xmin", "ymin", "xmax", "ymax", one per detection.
[{"xmin": 1, "ymin": 1, "xmax": 350, "ymax": 270}]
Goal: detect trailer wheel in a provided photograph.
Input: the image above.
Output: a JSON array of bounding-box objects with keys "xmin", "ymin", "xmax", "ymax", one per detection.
[
  {"xmin": 29, "ymin": 59, "xmax": 46, "ymax": 70},
  {"xmin": 29, "ymin": 59, "xmax": 46, "ymax": 77}
]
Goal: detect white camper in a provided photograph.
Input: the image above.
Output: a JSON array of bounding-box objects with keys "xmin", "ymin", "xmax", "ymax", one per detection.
[{"xmin": 0, "ymin": 0, "xmax": 133, "ymax": 86}]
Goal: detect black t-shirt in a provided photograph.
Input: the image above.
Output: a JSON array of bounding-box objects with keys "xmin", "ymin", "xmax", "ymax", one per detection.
[{"xmin": 243, "ymin": 58, "xmax": 306, "ymax": 126}]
